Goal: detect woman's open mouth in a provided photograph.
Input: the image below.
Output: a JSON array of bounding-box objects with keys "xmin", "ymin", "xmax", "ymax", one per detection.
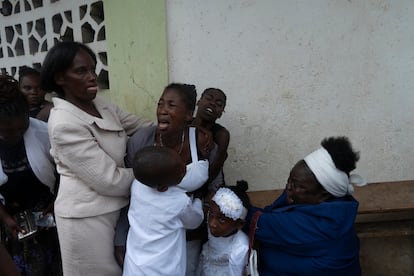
[
  {"xmin": 87, "ymin": 86, "xmax": 98, "ymax": 93},
  {"xmin": 203, "ymin": 107, "xmax": 216, "ymax": 118},
  {"xmin": 157, "ymin": 119, "xmax": 169, "ymax": 130}
]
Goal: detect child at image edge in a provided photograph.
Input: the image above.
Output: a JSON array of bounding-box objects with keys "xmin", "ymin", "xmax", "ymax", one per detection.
[
  {"xmin": 123, "ymin": 146, "xmax": 204, "ymax": 276},
  {"xmin": 196, "ymin": 181, "xmax": 250, "ymax": 276}
]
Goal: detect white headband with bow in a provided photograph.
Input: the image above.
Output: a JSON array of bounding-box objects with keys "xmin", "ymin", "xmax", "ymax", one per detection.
[{"xmin": 212, "ymin": 187, "xmax": 247, "ymax": 220}]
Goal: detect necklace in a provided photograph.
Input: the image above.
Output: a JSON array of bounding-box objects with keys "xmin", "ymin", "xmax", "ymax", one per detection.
[{"xmin": 159, "ymin": 130, "xmax": 185, "ymax": 154}]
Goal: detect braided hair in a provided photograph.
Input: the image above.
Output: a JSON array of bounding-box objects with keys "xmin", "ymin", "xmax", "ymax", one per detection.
[{"xmin": 164, "ymin": 83, "xmax": 197, "ymax": 112}]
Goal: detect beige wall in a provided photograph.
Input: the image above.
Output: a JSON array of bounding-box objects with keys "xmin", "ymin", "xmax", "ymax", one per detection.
[
  {"xmin": 103, "ymin": 1, "xmax": 414, "ymax": 191},
  {"xmin": 166, "ymin": 0, "xmax": 414, "ymax": 190}
]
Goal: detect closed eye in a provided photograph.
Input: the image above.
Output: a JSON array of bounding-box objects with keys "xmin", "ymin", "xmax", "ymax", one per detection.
[{"xmin": 75, "ymin": 67, "xmax": 87, "ymax": 74}]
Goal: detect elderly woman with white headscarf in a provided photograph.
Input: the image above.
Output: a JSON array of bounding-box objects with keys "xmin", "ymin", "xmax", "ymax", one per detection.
[{"xmin": 245, "ymin": 136, "xmax": 365, "ymax": 276}]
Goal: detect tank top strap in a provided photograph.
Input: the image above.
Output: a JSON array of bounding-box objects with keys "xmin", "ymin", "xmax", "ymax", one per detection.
[{"xmin": 189, "ymin": 127, "xmax": 198, "ymax": 163}]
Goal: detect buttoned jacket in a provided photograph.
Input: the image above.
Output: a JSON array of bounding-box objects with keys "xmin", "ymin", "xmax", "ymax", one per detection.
[{"xmin": 48, "ymin": 96, "xmax": 152, "ymax": 218}]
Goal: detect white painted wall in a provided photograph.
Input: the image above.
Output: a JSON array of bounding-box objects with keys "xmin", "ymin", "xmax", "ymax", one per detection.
[{"xmin": 166, "ymin": 0, "xmax": 414, "ymax": 191}]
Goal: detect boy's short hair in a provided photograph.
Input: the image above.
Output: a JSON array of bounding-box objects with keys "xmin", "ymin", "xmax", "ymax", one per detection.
[
  {"xmin": 133, "ymin": 146, "xmax": 182, "ymax": 188},
  {"xmin": 201, "ymin": 88, "xmax": 227, "ymax": 107}
]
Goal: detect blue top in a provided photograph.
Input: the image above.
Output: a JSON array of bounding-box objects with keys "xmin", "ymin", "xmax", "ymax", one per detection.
[{"xmin": 246, "ymin": 191, "xmax": 361, "ymax": 276}]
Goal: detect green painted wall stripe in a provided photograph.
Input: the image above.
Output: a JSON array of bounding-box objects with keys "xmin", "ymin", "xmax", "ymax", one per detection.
[{"xmin": 103, "ymin": 0, "xmax": 168, "ymax": 120}]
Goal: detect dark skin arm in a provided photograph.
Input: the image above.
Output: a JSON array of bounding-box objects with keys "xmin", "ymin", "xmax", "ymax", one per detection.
[
  {"xmin": 36, "ymin": 101, "xmax": 53, "ymax": 122},
  {"xmin": 0, "ymin": 204, "xmax": 20, "ymax": 239},
  {"xmin": 0, "ymin": 244, "xmax": 19, "ymax": 276},
  {"xmin": 208, "ymin": 127, "xmax": 230, "ymax": 182},
  {"xmin": 114, "ymin": 246, "xmax": 126, "ymax": 268}
]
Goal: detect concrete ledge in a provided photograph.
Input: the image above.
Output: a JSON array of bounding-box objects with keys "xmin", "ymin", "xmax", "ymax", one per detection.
[{"xmin": 247, "ymin": 180, "xmax": 414, "ymax": 216}]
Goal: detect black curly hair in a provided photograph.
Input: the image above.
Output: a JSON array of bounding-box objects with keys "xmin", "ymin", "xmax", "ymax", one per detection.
[
  {"xmin": 0, "ymin": 74, "xmax": 29, "ymax": 120},
  {"xmin": 225, "ymin": 180, "xmax": 251, "ymax": 210},
  {"xmin": 18, "ymin": 66, "xmax": 40, "ymax": 83},
  {"xmin": 321, "ymin": 136, "xmax": 360, "ymax": 175},
  {"xmin": 164, "ymin": 83, "xmax": 197, "ymax": 112}
]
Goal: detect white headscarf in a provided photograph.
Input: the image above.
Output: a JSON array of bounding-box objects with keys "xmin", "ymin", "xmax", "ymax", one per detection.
[{"xmin": 304, "ymin": 147, "xmax": 366, "ymax": 197}]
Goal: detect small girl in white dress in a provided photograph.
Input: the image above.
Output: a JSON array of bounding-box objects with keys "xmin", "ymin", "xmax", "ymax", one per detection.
[{"xmin": 196, "ymin": 181, "xmax": 250, "ymax": 276}]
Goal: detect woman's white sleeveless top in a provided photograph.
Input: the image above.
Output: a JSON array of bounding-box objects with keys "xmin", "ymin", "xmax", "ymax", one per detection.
[{"xmin": 178, "ymin": 127, "xmax": 209, "ymax": 192}]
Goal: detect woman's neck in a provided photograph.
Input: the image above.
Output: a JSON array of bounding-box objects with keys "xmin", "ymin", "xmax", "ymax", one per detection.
[
  {"xmin": 157, "ymin": 128, "xmax": 187, "ymax": 153},
  {"xmin": 222, "ymin": 229, "xmax": 239, "ymax": 238},
  {"xmin": 65, "ymin": 96, "xmax": 101, "ymax": 118}
]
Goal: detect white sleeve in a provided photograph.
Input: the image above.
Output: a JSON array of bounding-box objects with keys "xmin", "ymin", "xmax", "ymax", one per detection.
[
  {"xmin": 0, "ymin": 167, "xmax": 7, "ymax": 204},
  {"xmin": 178, "ymin": 198, "xmax": 204, "ymax": 229},
  {"xmin": 229, "ymin": 234, "xmax": 249, "ymax": 276}
]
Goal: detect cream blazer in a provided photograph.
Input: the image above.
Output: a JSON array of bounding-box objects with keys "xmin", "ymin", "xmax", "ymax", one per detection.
[{"xmin": 48, "ymin": 96, "xmax": 152, "ymax": 218}]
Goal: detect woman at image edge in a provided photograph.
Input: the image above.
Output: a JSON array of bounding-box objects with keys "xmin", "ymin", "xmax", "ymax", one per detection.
[
  {"xmin": 246, "ymin": 137, "xmax": 365, "ymax": 276},
  {"xmin": 41, "ymin": 41, "xmax": 152, "ymax": 276}
]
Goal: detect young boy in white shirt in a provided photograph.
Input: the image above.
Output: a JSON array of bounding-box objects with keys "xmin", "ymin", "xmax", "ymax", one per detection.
[{"xmin": 123, "ymin": 146, "xmax": 204, "ymax": 276}]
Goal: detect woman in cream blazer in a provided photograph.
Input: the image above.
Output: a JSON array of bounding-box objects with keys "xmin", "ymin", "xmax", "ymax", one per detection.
[{"xmin": 41, "ymin": 41, "xmax": 152, "ymax": 276}]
